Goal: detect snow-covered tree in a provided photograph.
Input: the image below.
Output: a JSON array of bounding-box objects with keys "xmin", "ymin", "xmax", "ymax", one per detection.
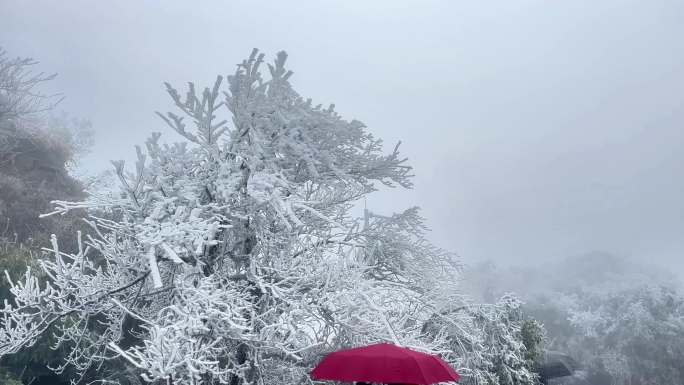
[
  {"xmin": 525, "ymin": 257, "xmax": 684, "ymax": 385},
  {"xmin": 559, "ymin": 283, "xmax": 684, "ymax": 385},
  {"xmin": 467, "ymin": 254, "xmax": 684, "ymax": 385},
  {"xmin": 424, "ymin": 294, "xmax": 543, "ymax": 385},
  {"xmin": 0, "ymin": 49, "xmax": 470, "ymax": 385},
  {"xmin": 0, "ymin": 46, "xmax": 93, "ymax": 385},
  {"xmin": 0, "ymin": 46, "xmax": 91, "ymax": 245}
]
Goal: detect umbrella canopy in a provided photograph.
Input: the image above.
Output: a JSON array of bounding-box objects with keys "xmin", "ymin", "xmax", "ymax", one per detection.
[{"xmin": 311, "ymin": 343, "xmax": 460, "ymax": 384}]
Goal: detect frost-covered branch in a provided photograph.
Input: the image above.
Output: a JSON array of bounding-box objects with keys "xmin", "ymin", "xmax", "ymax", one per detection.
[{"xmin": 0, "ymin": 48, "xmax": 62, "ymax": 121}]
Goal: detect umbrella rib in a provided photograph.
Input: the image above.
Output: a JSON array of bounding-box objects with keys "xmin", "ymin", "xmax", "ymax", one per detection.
[{"xmin": 412, "ymin": 355, "xmax": 431, "ymax": 385}]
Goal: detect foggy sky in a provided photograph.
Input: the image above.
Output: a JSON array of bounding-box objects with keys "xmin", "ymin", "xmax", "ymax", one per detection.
[{"xmin": 2, "ymin": 0, "xmax": 683, "ymax": 273}]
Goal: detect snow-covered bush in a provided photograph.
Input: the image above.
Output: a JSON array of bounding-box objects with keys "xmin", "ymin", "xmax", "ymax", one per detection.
[{"xmin": 424, "ymin": 294, "xmax": 543, "ymax": 385}]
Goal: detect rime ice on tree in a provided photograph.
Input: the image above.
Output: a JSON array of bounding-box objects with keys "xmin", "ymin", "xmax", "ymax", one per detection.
[{"xmin": 0, "ymin": 50, "xmax": 534, "ymax": 385}]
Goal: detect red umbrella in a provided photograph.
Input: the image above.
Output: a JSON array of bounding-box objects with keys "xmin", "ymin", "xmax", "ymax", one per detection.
[{"xmin": 311, "ymin": 343, "xmax": 460, "ymax": 384}]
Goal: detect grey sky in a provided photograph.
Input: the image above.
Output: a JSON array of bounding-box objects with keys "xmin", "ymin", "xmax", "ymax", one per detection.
[{"xmin": 2, "ymin": 0, "xmax": 683, "ymax": 272}]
